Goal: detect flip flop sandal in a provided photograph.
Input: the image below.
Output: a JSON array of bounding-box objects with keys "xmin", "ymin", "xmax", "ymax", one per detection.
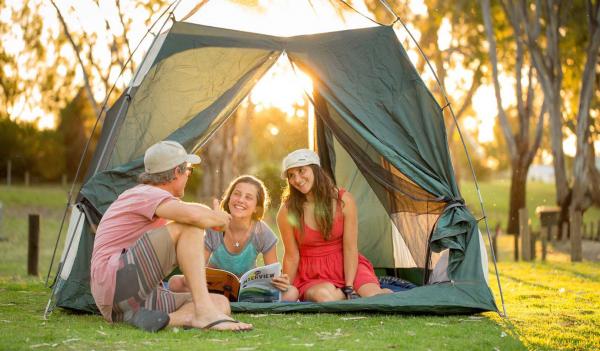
[{"xmin": 184, "ymin": 319, "xmax": 253, "ymax": 332}]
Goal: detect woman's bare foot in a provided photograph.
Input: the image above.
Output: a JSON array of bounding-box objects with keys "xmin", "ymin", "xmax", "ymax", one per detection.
[{"xmin": 190, "ymin": 310, "xmax": 253, "ymax": 331}]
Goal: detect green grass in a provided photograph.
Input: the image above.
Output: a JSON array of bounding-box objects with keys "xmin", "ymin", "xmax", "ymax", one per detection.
[
  {"xmin": 0, "ymin": 276, "xmax": 523, "ymax": 351},
  {"xmin": 0, "ymin": 183, "xmax": 599, "ymax": 350},
  {"xmin": 489, "ymin": 260, "xmax": 600, "ymax": 351},
  {"xmin": 0, "ymin": 185, "xmax": 69, "ymax": 277}
]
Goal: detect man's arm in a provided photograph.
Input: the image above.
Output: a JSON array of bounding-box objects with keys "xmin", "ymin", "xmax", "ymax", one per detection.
[{"xmin": 155, "ymin": 199, "xmax": 231, "ymax": 229}]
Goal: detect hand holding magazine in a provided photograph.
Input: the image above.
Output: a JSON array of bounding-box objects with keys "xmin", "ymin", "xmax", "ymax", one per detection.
[{"xmin": 206, "ymin": 262, "xmax": 281, "ymax": 303}]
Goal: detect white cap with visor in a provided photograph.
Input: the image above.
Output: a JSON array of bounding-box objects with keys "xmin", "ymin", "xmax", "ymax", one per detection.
[
  {"xmin": 281, "ymin": 149, "xmax": 320, "ymax": 178},
  {"xmin": 144, "ymin": 140, "xmax": 201, "ymax": 174}
]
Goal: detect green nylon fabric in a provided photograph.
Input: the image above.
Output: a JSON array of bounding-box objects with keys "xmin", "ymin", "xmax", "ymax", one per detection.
[
  {"xmin": 54, "ymin": 224, "xmax": 99, "ymax": 314},
  {"xmin": 231, "ymin": 281, "xmax": 495, "ymax": 313},
  {"xmin": 73, "ymin": 22, "xmax": 496, "ymax": 313},
  {"xmin": 332, "ymin": 136, "xmax": 394, "ymax": 268},
  {"xmin": 284, "ymin": 26, "xmax": 481, "ymax": 281}
]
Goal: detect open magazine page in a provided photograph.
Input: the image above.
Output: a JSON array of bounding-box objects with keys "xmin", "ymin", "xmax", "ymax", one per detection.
[
  {"xmin": 238, "ymin": 262, "xmax": 281, "ymax": 303},
  {"xmin": 205, "ymin": 268, "xmax": 241, "ymax": 302}
]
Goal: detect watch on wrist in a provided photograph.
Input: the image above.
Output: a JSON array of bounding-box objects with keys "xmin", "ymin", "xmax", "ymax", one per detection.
[{"xmin": 341, "ymin": 285, "xmax": 358, "ymax": 299}]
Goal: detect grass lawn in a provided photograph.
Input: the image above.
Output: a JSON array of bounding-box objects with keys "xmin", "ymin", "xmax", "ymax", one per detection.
[{"xmin": 0, "ymin": 183, "xmax": 599, "ymax": 350}]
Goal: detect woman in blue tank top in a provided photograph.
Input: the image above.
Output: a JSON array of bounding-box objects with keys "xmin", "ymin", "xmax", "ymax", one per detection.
[{"xmin": 168, "ymin": 175, "xmax": 296, "ymax": 300}]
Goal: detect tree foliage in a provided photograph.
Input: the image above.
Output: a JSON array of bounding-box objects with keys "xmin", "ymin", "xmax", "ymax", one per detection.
[
  {"xmin": 0, "ymin": 0, "xmax": 76, "ymax": 124},
  {"xmin": 0, "ymin": 0, "xmax": 172, "ymax": 183}
]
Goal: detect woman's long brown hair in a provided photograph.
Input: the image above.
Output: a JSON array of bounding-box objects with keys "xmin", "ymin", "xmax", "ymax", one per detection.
[{"xmin": 282, "ymin": 164, "xmax": 339, "ymax": 240}]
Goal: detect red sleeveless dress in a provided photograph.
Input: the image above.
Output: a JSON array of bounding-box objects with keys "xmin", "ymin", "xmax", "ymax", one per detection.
[{"xmin": 292, "ymin": 189, "xmax": 380, "ymax": 300}]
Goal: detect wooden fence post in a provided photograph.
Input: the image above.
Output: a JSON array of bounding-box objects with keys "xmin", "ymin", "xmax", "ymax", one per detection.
[
  {"xmin": 530, "ymin": 227, "xmax": 537, "ymax": 260},
  {"xmin": 551, "ymin": 224, "xmax": 559, "ymax": 244},
  {"xmin": 513, "ymin": 233, "xmax": 519, "ymax": 261},
  {"xmin": 493, "ymin": 223, "xmax": 500, "ymax": 261},
  {"xmin": 0, "ymin": 202, "xmax": 4, "ymax": 240},
  {"xmin": 519, "ymin": 208, "xmax": 531, "ymax": 261},
  {"xmin": 6, "ymin": 160, "xmax": 11, "ymax": 186},
  {"xmin": 62, "ymin": 174, "xmax": 67, "ymax": 187},
  {"xmin": 540, "ymin": 225, "xmax": 548, "ymax": 261},
  {"xmin": 562, "ymin": 222, "xmax": 569, "ymax": 242},
  {"xmin": 24, "ymin": 171, "xmax": 30, "ymax": 187},
  {"xmin": 570, "ymin": 210, "xmax": 582, "ymax": 262},
  {"xmin": 28, "ymin": 214, "xmax": 40, "ymax": 276}
]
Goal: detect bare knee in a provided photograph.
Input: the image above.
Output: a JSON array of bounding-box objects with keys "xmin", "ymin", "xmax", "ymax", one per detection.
[
  {"xmin": 168, "ymin": 275, "xmax": 188, "ymax": 293},
  {"xmin": 306, "ymin": 285, "xmax": 341, "ymax": 302},
  {"xmin": 281, "ymin": 286, "xmax": 300, "ymax": 302},
  {"xmin": 167, "ymin": 222, "xmax": 204, "ymax": 244}
]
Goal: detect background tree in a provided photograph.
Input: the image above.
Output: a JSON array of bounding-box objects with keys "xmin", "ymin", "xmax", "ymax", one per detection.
[
  {"xmin": 49, "ymin": 0, "xmax": 170, "ymax": 181},
  {"xmin": 571, "ymin": 1, "xmax": 600, "ymax": 212},
  {"xmin": 500, "ymin": 0, "xmax": 600, "ymax": 226},
  {"xmin": 481, "ymin": 0, "xmax": 546, "ymax": 234},
  {"xmin": 0, "ymin": 0, "xmax": 74, "ymax": 181},
  {"xmin": 195, "ymin": 98, "xmax": 308, "ymax": 208}
]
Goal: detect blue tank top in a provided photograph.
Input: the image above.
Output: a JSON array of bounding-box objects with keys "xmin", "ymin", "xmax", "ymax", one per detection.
[
  {"xmin": 205, "ymin": 221, "xmax": 278, "ymax": 277},
  {"xmin": 208, "ymin": 241, "xmax": 258, "ymax": 277}
]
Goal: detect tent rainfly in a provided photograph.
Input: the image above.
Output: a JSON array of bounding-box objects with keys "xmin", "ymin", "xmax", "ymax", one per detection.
[{"xmin": 46, "ymin": 20, "xmax": 499, "ymax": 315}]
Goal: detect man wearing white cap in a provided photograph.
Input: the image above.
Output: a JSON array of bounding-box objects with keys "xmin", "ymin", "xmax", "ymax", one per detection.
[{"xmin": 91, "ymin": 140, "xmax": 253, "ymax": 332}]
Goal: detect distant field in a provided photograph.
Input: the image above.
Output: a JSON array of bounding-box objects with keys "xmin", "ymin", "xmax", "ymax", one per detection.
[
  {"xmin": 0, "ymin": 185, "xmax": 68, "ymax": 277},
  {"xmin": 460, "ymin": 179, "xmax": 600, "ymax": 231},
  {"xmin": 0, "ymin": 181, "xmax": 598, "ymax": 277}
]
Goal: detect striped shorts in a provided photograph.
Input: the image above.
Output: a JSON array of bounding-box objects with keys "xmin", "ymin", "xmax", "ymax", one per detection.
[{"xmin": 111, "ymin": 226, "xmax": 190, "ymax": 322}]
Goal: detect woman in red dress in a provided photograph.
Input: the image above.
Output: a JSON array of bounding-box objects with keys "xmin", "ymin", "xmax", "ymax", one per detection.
[{"xmin": 277, "ymin": 149, "xmax": 392, "ymax": 302}]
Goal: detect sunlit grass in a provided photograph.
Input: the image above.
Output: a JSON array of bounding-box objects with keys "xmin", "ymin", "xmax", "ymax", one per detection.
[
  {"xmin": 488, "ymin": 258, "xmax": 600, "ymax": 351},
  {"xmin": 0, "ymin": 275, "xmax": 524, "ymax": 351}
]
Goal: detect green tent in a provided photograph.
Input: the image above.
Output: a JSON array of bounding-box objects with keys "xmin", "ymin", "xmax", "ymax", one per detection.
[{"xmin": 47, "ymin": 20, "xmax": 498, "ymax": 315}]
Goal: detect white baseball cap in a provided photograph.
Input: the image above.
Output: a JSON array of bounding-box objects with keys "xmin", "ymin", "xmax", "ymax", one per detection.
[
  {"xmin": 143, "ymin": 140, "xmax": 201, "ymax": 174},
  {"xmin": 281, "ymin": 149, "xmax": 320, "ymax": 178}
]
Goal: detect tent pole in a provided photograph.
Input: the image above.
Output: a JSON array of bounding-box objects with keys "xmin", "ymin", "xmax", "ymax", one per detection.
[
  {"xmin": 43, "ymin": 210, "xmax": 85, "ymax": 319},
  {"xmin": 375, "ymin": 0, "xmax": 507, "ymax": 318},
  {"xmin": 43, "ymin": 0, "xmax": 184, "ymax": 317}
]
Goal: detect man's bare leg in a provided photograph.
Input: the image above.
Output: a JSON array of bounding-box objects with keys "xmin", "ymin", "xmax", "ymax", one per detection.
[
  {"xmin": 168, "ymin": 223, "xmax": 252, "ymax": 331},
  {"xmin": 168, "ymin": 293, "xmax": 230, "ymax": 326}
]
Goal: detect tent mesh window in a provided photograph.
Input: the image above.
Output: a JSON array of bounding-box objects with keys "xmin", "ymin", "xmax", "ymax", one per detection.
[{"xmin": 313, "ymin": 97, "xmax": 449, "ymax": 285}]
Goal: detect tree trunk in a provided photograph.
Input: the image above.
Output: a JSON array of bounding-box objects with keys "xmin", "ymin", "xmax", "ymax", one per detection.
[
  {"xmin": 571, "ymin": 3, "xmax": 600, "ymax": 211},
  {"xmin": 587, "ymin": 140, "xmax": 600, "ymax": 205},
  {"xmin": 507, "ymin": 161, "xmax": 528, "ymax": 234},
  {"xmin": 233, "ymin": 102, "xmax": 254, "ymax": 176}
]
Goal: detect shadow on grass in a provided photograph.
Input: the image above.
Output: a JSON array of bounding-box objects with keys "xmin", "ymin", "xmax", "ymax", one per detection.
[
  {"xmin": 498, "ymin": 272, "xmax": 557, "ymax": 291},
  {"xmin": 492, "ymin": 315, "xmax": 530, "ymax": 349},
  {"xmin": 543, "ymin": 262, "xmax": 600, "ymax": 282}
]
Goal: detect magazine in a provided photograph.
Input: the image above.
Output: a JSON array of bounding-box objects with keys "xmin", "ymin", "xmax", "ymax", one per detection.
[{"xmin": 205, "ymin": 262, "xmax": 281, "ymax": 303}]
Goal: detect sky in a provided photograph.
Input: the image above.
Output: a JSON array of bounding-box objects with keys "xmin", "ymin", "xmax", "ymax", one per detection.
[{"xmin": 2, "ymin": 0, "xmax": 587, "ymax": 158}]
